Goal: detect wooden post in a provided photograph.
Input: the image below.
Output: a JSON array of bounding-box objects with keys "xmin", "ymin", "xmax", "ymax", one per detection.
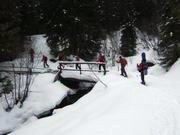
[{"xmin": 60, "ymin": 63, "xmax": 62, "ymax": 73}]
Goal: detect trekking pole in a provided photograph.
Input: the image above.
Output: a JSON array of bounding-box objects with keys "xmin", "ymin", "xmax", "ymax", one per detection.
[{"xmin": 88, "ymin": 64, "xmax": 108, "ymax": 88}]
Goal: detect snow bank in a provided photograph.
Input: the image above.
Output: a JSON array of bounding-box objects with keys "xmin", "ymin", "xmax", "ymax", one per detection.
[
  {"xmin": 30, "ymin": 35, "xmax": 50, "ymax": 57},
  {"xmin": 0, "ymin": 34, "xmax": 70, "ymax": 134},
  {"xmin": 0, "ymin": 73, "xmax": 69, "ymax": 134},
  {"xmin": 157, "ymin": 59, "xmax": 180, "ymax": 104},
  {"xmin": 166, "ymin": 59, "xmax": 180, "ymax": 78},
  {"xmin": 0, "ymin": 74, "xmax": 69, "ymax": 134},
  {"xmin": 1, "ymin": 35, "xmax": 180, "ymax": 135},
  {"xmin": 10, "ymin": 67, "xmax": 180, "ymax": 135}
]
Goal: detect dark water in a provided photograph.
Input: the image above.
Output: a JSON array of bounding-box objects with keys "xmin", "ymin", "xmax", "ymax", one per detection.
[
  {"xmin": 37, "ymin": 77, "xmax": 96, "ymax": 119},
  {"xmin": 55, "ymin": 86, "xmax": 93, "ymax": 109}
]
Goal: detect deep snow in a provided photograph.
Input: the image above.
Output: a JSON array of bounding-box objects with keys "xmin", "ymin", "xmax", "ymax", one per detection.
[
  {"xmin": 9, "ymin": 58, "xmax": 180, "ymax": 135},
  {"xmin": 1, "ymin": 35, "xmax": 180, "ymax": 135}
]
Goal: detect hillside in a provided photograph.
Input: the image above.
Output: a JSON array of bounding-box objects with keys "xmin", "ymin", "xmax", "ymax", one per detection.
[
  {"xmin": 0, "ymin": 35, "xmax": 180, "ymax": 135},
  {"xmin": 10, "ymin": 58, "xmax": 180, "ymax": 135}
]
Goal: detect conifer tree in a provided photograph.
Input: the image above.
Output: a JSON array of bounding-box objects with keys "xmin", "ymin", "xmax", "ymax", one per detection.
[
  {"xmin": 0, "ymin": 0, "xmax": 23, "ymax": 62},
  {"xmin": 159, "ymin": 0, "xmax": 180, "ymax": 69},
  {"xmin": 120, "ymin": 0, "xmax": 137, "ymax": 57},
  {"xmin": 18, "ymin": 0, "xmax": 43, "ymax": 35},
  {"xmin": 39, "ymin": 0, "xmax": 127, "ymax": 60},
  {"xmin": 120, "ymin": 25, "xmax": 137, "ymax": 56}
]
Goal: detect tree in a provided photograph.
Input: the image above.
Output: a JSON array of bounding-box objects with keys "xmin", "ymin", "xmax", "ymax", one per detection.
[
  {"xmin": 120, "ymin": 25, "xmax": 137, "ymax": 57},
  {"xmin": 104, "ymin": 31, "xmax": 121, "ymax": 66},
  {"xmin": 134, "ymin": 0, "xmax": 159, "ymax": 35},
  {"xmin": 39, "ymin": 0, "xmax": 128, "ymax": 60},
  {"xmin": 158, "ymin": 0, "xmax": 180, "ymax": 69},
  {"xmin": 0, "ymin": 76, "xmax": 13, "ymax": 111},
  {"xmin": 18, "ymin": 0, "xmax": 44, "ymax": 35},
  {"xmin": 0, "ymin": 46, "xmax": 40, "ymax": 111},
  {"xmin": 0, "ymin": 0, "xmax": 23, "ymax": 62}
]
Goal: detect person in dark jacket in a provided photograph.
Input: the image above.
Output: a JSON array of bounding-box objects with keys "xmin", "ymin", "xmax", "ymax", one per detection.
[
  {"xmin": 116, "ymin": 56, "xmax": 128, "ymax": 77},
  {"xmin": 75, "ymin": 55, "xmax": 81, "ymax": 74},
  {"xmin": 137, "ymin": 52, "xmax": 148, "ymax": 85},
  {"xmin": 58, "ymin": 52, "xmax": 64, "ymax": 61},
  {"xmin": 41, "ymin": 55, "xmax": 49, "ymax": 68},
  {"xmin": 97, "ymin": 51, "xmax": 106, "ymax": 75},
  {"xmin": 29, "ymin": 48, "xmax": 35, "ymax": 63}
]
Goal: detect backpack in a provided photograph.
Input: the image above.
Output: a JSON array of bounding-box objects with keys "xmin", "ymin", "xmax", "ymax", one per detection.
[
  {"xmin": 117, "ymin": 58, "xmax": 127, "ymax": 66},
  {"xmin": 98, "ymin": 54, "xmax": 105, "ymax": 62},
  {"xmin": 137, "ymin": 63, "xmax": 148, "ymax": 75},
  {"xmin": 123, "ymin": 58, "xmax": 127, "ymax": 66},
  {"xmin": 44, "ymin": 56, "xmax": 47, "ymax": 61},
  {"xmin": 137, "ymin": 63, "xmax": 143, "ymax": 72}
]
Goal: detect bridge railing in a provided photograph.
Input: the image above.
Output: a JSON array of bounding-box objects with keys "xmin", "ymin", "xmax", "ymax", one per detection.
[{"xmin": 57, "ymin": 61, "xmax": 108, "ymax": 74}]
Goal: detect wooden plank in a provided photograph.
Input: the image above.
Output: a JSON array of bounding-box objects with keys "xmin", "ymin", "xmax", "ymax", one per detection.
[
  {"xmin": 0, "ymin": 66, "xmax": 47, "ymax": 70},
  {"xmin": 0, "ymin": 70, "xmax": 43, "ymax": 74},
  {"xmin": 53, "ymin": 70, "xmax": 61, "ymax": 82},
  {"xmin": 0, "ymin": 61, "xmax": 106, "ymax": 69},
  {"xmin": 62, "ymin": 69, "xmax": 109, "ymax": 72},
  {"xmin": 58, "ymin": 61, "xmax": 106, "ymax": 64},
  {"xmin": 59, "ymin": 75, "xmax": 97, "ymax": 83}
]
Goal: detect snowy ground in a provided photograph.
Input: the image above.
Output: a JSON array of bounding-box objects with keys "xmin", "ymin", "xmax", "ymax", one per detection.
[
  {"xmin": 0, "ymin": 35, "xmax": 103, "ymax": 134},
  {"xmin": 9, "ymin": 58, "xmax": 180, "ymax": 135},
  {"xmin": 1, "ymin": 35, "xmax": 180, "ymax": 135},
  {"xmin": 0, "ymin": 73, "xmax": 70, "ymax": 134}
]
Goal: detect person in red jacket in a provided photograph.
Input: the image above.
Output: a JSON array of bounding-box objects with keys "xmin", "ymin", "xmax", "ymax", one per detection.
[
  {"xmin": 97, "ymin": 51, "xmax": 106, "ymax": 75},
  {"xmin": 137, "ymin": 52, "xmax": 148, "ymax": 85},
  {"xmin": 41, "ymin": 55, "xmax": 49, "ymax": 68},
  {"xmin": 116, "ymin": 56, "xmax": 128, "ymax": 77}
]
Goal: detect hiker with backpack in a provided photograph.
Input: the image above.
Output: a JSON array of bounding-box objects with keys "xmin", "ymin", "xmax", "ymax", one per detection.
[
  {"xmin": 97, "ymin": 51, "xmax": 106, "ymax": 75},
  {"xmin": 58, "ymin": 52, "xmax": 65, "ymax": 61},
  {"xmin": 137, "ymin": 52, "xmax": 148, "ymax": 85},
  {"xmin": 41, "ymin": 55, "xmax": 49, "ymax": 68},
  {"xmin": 116, "ymin": 56, "xmax": 128, "ymax": 77},
  {"xmin": 75, "ymin": 55, "xmax": 81, "ymax": 74},
  {"xmin": 29, "ymin": 48, "xmax": 35, "ymax": 63}
]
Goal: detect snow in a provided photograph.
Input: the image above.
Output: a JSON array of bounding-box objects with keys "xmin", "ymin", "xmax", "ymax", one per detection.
[
  {"xmin": 9, "ymin": 58, "xmax": 180, "ymax": 135},
  {"xmin": 0, "ymin": 35, "xmax": 70, "ymax": 134},
  {"xmin": 30, "ymin": 35, "xmax": 50, "ymax": 57},
  {"xmin": 1, "ymin": 35, "xmax": 180, "ymax": 135},
  {"xmin": 0, "ymin": 73, "xmax": 70, "ymax": 134}
]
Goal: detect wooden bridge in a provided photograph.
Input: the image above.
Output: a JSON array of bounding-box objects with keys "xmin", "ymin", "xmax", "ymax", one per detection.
[
  {"xmin": 57, "ymin": 61, "xmax": 108, "ymax": 74},
  {"xmin": 54, "ymin": 61, "xmax": 108, "ymax": 87},
  {"xmin": 0, "ymin": 61, "xmax": 109, "ymax": 74},
  {"xmin": 0, "ymin": 61, "xmax": 108, "ymax": 87},
  {"xmin": 0, "ymin": 66, "xmax": 56, "ymax": 74}
]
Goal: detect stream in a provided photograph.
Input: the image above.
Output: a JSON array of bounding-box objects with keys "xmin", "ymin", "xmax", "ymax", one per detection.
[{"xmin": 36, "ymin": 76, "xmax": 96, "ymax": 119}]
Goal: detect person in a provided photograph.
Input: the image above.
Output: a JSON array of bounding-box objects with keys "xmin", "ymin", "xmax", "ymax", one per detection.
[
  {"xmin": 97, "ymin": 51, "xmax": 106, "ymax": 75},
  {"xmin": 75, "ymin": 55, "xmax": 81, "ymax": 74},
  {"xmin": 116, "ymin": 56, "xmax": 128, "ymax": 77},
  {"xmin": 41, "ymin": 55, "xmax": 49, "ymax": 68},
  {"xmin": 29, "ymin": 48, "xmax": 35, "ymax": 63},
  {"xmin": 58, "ymin": 52, "xmax": 64, "ymax": 61},
  {"xmin": 137, "ymin": 52, "xmax": 148, "ymax": 85}
]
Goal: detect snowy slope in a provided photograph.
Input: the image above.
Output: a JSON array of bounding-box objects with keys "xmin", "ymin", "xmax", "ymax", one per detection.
[
  {"xmin": 0, "ymin": 35, "xmax": 71, "ymax": 134},
  {"xmin": 1, "ymin": 35, "xmax": 180, "ymax": 135},
  {"xmin": 10, "ymin": 59, "xmax": 180, "ymax": 135},
  {"xmin": 30, "ymin": 35, "xmax": 50, "ymax": 57},
  {"xmin": 0, "ymin": 73, "xmax": 70, "ymax": 134},
  {"xmin": 0, "ymin": 35, "xmax": 102, "ymax": 134}
]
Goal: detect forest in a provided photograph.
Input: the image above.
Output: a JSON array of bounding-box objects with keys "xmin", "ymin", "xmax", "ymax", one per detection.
[
  {"xmin": 0, "ymin": 0, "xmax": 179, "ymax": 67},
  {"xmin": 0, "ymin": 1, "xmax": 180, "ymax": 134}
]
